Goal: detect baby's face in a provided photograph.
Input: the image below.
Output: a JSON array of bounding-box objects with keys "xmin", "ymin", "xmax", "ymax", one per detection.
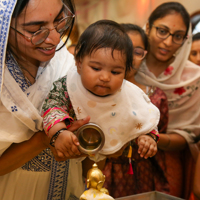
[{"xmin": 77, "ymin": 48, "xmax": 126, "ymax": 97}]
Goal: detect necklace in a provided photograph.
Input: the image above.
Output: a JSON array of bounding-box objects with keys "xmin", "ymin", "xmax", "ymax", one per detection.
[
  {"xmin": 9, "ymin": 51, "xmax": 36, "ymax": 86},
  {"xmin": 19, "ymin": 65, "xmax": 36, "ymax": 80}
]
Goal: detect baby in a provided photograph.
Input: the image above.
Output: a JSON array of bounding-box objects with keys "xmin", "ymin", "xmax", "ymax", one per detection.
[{"xmin": 42, "ymin": 20, "xmax": 160, "ymax": 161}]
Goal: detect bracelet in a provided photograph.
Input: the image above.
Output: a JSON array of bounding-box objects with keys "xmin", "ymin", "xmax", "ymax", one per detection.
[
  {"xmin": 147, "ymin": 133, "xmax": 158, "ymax": 143},
  {"xmin": 147, "ymin": 130, "xmax": 159, "ymax": 143},
  {"xmin": 50, "ymin": 128, "xmax": 67, "ymax": 147},
  {"xmin": 150, "ymin": 130, "xmax": 160, "ymax": 142}
]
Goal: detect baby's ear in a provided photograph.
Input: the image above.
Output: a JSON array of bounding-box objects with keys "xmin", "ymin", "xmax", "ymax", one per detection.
[{"xmin": 76, "ymin": 59, "xmax": 82, "ymax": 74}]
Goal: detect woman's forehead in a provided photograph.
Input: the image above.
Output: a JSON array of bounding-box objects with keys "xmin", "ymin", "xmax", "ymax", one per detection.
[
  {"xmin": 153, "ymin": 13, "xmax": 187, "ymax": 32},
  {"xmin": 18, "ymin": 0, "xmax": 63, "ymax": 20}
]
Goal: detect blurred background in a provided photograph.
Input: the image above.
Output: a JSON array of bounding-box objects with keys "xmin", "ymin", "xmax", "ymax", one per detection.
[{"xmin": 69, "ymin": 0, "xmax": 200, "ymax": 44}]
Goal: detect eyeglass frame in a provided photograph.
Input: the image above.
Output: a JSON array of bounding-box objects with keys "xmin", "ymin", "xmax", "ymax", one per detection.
[
  {"xmin": 10, "ymin": 4, "xmax": 75, "ymax": 45},
  {"xmin": 151, "ymin": 24, "xmax": 188, "ymax": 45},
  {"xmin": 133, "ymin": 47, "xmax": 147, "ymax": 60}
]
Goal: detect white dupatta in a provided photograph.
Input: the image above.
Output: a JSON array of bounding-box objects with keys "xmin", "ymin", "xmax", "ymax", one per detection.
[
  {"xmin": 0, "ymin": 44, "xmax": 75, "ymax": 154},
  {"xmin": 135, "ymin": 25, "xmax": 200, "ymax": 159},
  {"xmin": 0, "ymin": 0, "xmax": 76, "ymax": 150}
]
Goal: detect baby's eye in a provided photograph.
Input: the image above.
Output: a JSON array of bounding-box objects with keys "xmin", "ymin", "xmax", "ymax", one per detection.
[
  {"xmin": 111, "ymin": 71, "xmax": 120, "ymax": 75},
  {"xmin": 91, "ymin": 67, "xmax": 100, "ymax": 71}
]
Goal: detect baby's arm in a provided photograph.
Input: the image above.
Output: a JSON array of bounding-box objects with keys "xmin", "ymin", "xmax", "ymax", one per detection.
[
  {"xmin": 48, "ymin": 121, "xmax": 81, "ymax": 158},
  {"xmin": 42, "ymin": 77, "xmax": 85, "ymax": 159},
  {"xmin": 136, "ymin": 130, "xmax": 159, "ymax": 159}
]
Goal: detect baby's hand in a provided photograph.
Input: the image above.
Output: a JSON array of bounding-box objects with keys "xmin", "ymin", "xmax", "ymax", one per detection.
[
  {"xmin": 137, "ymin": 134, "xmax": 157, "ymax": 159},
  {"xmin": 49, "ymin": 116, "xmax": 90, "ymax": 160},
  {"xmin": 54, "ymin": 130, "xmax": 81, "ymax": 158}
]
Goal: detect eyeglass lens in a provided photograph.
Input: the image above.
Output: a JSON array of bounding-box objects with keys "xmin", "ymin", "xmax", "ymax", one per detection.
[
  {"xmin": 31, "ymin": 5, "xmax": 74, "ymax": 45},
  {"xmin": 156, "ymin": 27, "xmax": 185, "ymax": 44},
  {"xmin": 32, "ymin": 30, "xmax": 49, "ymax": 45},
  {"xmin": 56, "ymin": 17, "xmax": 73, "ymax": 33},
  {"xmin": 134, "ymin": 48, "xmax": 145, "ymax": 60}
]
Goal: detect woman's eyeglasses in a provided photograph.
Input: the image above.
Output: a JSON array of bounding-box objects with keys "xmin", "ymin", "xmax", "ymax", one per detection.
[
  {"xmin": 152, "ymin": 24, "xmax": 187, "ymax": 45},
  {"xmin": 134, "ymin": 47, "xmax": 147, "ymax": 60},
  {"xmin": 10, "ymin": 4, "xmax": 75, "ymax": 45}
]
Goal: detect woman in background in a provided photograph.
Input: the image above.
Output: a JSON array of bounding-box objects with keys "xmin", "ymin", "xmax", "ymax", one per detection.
[
  {"xmin": 189, "ymin": 32, "xmax": 200, "ymax": 200},
  {"xmin": 135, "ymin": 2, "xmax": 200, "ymax": 199},
  {"xmin": 189, "ymin": 32, "xmax": 200, "ymax": 66}
]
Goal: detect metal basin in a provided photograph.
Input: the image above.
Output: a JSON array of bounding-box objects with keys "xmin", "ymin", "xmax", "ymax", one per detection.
[{"xmin": 115, "ymin": 191, "xmax": 184, "ymax": 200}]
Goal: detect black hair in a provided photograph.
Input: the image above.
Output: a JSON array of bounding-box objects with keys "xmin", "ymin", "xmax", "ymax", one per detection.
[
  {"xmin": 12, "ymin": 0, "xmax": 29, "ymax": 16},
  {"xmin": 120, "ymin": 23, "xmax": 148, "ymax": 50},
  {"xmin": 74, "ymin": 19, "xmax": 133, "ymax": 74},
  {"xmin": 148, "ymin": 2, "xmax": 190, "ymax": 36},
  {"xmin": 11, "ymin": 0, "xmax": 75, "ymax": 50},
  {"xmin": 192, "ymin": 32, "xmax": 200, "ymax": 42}
]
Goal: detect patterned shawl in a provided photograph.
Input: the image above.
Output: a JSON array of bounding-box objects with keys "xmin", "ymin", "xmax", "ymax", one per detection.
[{"xmin": 0, "ymin": 0, "xmax": 17, "ymax": 97}]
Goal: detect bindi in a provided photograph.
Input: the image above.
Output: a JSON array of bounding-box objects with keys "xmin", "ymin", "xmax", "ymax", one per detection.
[
  {"xmin": 49, "ymin": 13, "xmax": 52, "ymax": 16},
  {"xmin": 173, "ymin": 24, "xmax": 176, "ymax": 27}
]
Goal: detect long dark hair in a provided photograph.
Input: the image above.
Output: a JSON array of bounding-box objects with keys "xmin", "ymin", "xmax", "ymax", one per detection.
[{"xmin": 75, "ymin": 19, "xmax": 133, "ymax": 75}]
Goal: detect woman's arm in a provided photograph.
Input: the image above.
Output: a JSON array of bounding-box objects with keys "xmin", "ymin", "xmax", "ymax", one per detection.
[
  {"xmin": 0, "ymin": 131, "xmax": 48, "ymax": 176},
  {"xmin": 0, "ymin": 117, "xmax": 90, "ymax": 176},
  {"xmin": 157, "ymin": 133, "xmax": 187, "ymax": 151},
  {"xmin": 193, "ymin": 153, "xmax": 200, "ymax": 199},
  {"xmin": 151, "ymin": 89, "xmax": 187, "ymax": 151}
]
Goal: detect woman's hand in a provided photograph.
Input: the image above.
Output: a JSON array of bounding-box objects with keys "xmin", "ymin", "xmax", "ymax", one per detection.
[{"xmin": 137, "ymin": 134, "xmax": 157, "ymax": 159}]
